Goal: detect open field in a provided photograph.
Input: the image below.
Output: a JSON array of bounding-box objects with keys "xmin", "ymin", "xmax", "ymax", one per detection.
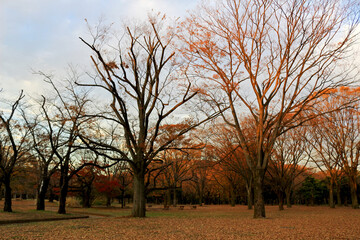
[{"xmin": 0, "ymin": 200, "xmax": 359, "ymax": 239}]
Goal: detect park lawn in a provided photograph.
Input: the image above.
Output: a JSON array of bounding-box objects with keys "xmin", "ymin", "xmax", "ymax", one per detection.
[
  {"xmin": 0, "ymin": 203, "xmax": 359, "ymax": 239},
  {"xmin": 0, "ymin": 200, "xmax": 88, "ymax": 223}
]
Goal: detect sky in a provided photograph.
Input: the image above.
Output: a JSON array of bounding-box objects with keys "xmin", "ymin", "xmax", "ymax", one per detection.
[{"xmin": 0, "ymin": 0, "xmax": 199, "ymax": 99}]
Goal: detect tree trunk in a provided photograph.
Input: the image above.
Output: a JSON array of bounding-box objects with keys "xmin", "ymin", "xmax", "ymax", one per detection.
[
  {"xmin": 165, "ymin": 189, "xmax": 171, "ymax": 206},
  {"xmin": 0, "ymin": 182, "xmax": 3, "ymax": 200},
  {"xmin": 37, "ymin": 177, "xmax": 50, "ymax": 211},
  {"xmin": 106, "ymin": 196, "xmax": 111, "ymax": 207},
  {"xmin": 349, "ymin": 176, "xmax": 359, "ymax": 209},
  {"xmin": 3, "ymin": 175, "xmax": 12, "ymax": 212},
  {"xmin": 58, "ymin": 173, "xmax": 69, "ymax": 214},
  {"xmin": 329, "ymin": 180, "xmax": 335, "ymax": 208},
  {"xmin": 173, "ymin": 186, "xmax": 177, "ymax": 207},
  {"xmin": 121, "ymin": 190, "xmax": 125, "ymax": 208},
  {"xmin": 48, "ymin": 187, "xmax": 54, "ymax": 203},
  {"xmin": 285, "ymin": 187, "xmax": 292, "ymax": 208},
  {"xmin": 336, "ymin": 181, "xmax": 342, "ymax": 206},
  {"xmin": 277, "ymin": 191, "xmax": 284, "ymax": 211},
  {"xmin": 82, "ymin": 185, "xmax": 92, "ymax": 208},
  {"xmin": 253, "ymin": 169, "xmax": 265, "ymax": 218},
  {"xmin": 132, "ymin": 173, "xmax": 146, "ymax": 217},
  {"xmin": 246, "ymin": 184, "xmax": 253, "ymax": 210},
  {"xmin": 198, "ymin": 187, "xmax": 203, "ymax": 205},
  {"xmin": 230, "ymin": 186, "xmax": 236, "ymax": 207}
]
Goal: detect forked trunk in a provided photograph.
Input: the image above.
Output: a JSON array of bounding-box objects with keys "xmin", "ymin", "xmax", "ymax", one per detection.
[
  {"xmin": 37, "ymin": 177, "xmax": 50, "ymax": 211},
  {"xmin": 132, "ymin": 173, "xmax": 146, "ymax": 217},
  {"xmin": 3, "ymin": 175, "xmax": 12, "ymax": 212},
  {"xmin": 253, "ymin": 169, "xmax": 265, "ymax": 218}
]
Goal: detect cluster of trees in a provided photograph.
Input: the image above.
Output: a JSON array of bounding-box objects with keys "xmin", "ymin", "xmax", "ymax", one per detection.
[{"xmin": 1, "ymin": 0, "xmax": 359, "ymax": 218}]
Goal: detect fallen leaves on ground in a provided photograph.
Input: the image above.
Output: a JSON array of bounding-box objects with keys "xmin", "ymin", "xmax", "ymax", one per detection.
[{"xmin": 0, "ymin": 203, "xmax": 359, "ymax": 239}]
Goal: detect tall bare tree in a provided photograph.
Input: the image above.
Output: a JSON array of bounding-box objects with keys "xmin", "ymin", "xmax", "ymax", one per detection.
[
  {"xmin": 78, "ymin": 15, "xmax": 219, "ymax": 217},
  {"xmin": 179, "ymin": 0, "xmax": 358, "ymax": 217}
]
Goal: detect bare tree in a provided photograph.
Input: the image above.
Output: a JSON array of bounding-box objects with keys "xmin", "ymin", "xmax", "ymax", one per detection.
[
  {"xmin": 0, "ymin": 91, "xmax": 31, "ymax": 212},
  {"xmin": 22, "ymin": 108, "xmax": 60, "ymax": 211},
  {"xmin": 267, "ymin": 127, "xmax": 310, "ymax": 210},
  {"xmin": 179, "ymin": 0, "xmax": 358, "ymax": 218},
  {"xmin": 310, "ymin": 87, "xmax": 360, "ymax": 209},
  {"xmin": 38, "ymin": 74, "xmax": 96, "ymax": 214},
  {"xmin": 78, "ymin": 15, "xmax": 219, "ymax": 217},
  {"xmin": 210, "ymin": 123, "xmax": 253, "ymax": 208}
]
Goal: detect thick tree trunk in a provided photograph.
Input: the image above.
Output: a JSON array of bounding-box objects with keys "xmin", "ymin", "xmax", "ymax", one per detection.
[
  {"xmin": 329, "ymin": 180, "xmax": 335, "ymax": 208},
  {"xmin": 246, "ymin": 184, "xmax": 253, "ymax": 210},
  {"xmin": 132, "ymin": 173, "xmax": 146, "ymax": 217},
  {"xmin": 3, "ymin": 175, "xmax": 12, "ymax": 212},
  {"xmin": 349, "ymin": 176, "xmax": 359, "ymax": 209},
  {"xmin": 37, "ymin": 177, "xmax": 50, "ymax": 211},
  {"xmin": 277, "ymin": 191, "xmax": 284, "ymax": 211},
  {"xmin": 58, "ymin": 173, "xmax": 69, "ymax": 214},
  {"xmin": 253, "ymin": 169, "xmax": 266, "ymax": 218}
]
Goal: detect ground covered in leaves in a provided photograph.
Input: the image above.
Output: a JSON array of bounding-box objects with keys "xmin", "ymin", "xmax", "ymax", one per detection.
[{"xmin": 0, "ymin": 201, "xmax": 359, "ymax": 239}]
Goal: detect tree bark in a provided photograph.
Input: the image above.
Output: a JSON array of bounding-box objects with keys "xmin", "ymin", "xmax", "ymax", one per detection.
[
  {"xmin": 37, "ymin": 177, "xmax": 50, "ymax": 211},
  {"xmin": 3, "ymin": 175, "xmax": 12, "ymax": 212},
  {"xmin": 132, "ymin": 173, "xmax": 146, "ymax": 217},
  {"xmin": 349, "ymin": 176, "xmax": 359, "ymax": 209},
  {"xmin": 253, "ymin": 169, "xmax": 265, "ymax": 218}
]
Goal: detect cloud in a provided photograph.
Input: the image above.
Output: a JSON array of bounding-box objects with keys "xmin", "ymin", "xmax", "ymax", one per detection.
[{"xmin": 0, "ymin": 0, "xmax": 199, "ymax": 99}]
